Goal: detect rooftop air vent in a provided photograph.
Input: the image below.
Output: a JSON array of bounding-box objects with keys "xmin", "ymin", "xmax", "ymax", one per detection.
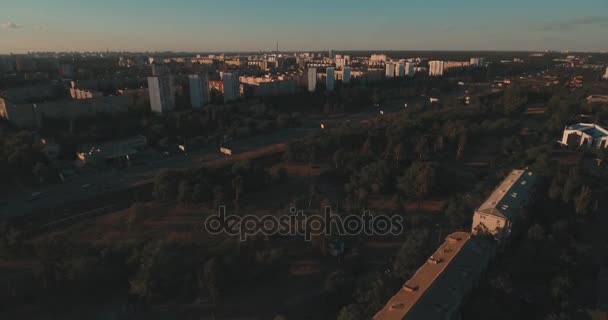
[
  {"xmin": 403, "ymin": 284, "xmax": 419, "ymax": 292},
  {"xmin": 390, "ymin": 303, "xmax": 405, "ymax": 310},
  {"xmin": 428, "ymin": 256, "xmax": 443, "ymax": 264}
]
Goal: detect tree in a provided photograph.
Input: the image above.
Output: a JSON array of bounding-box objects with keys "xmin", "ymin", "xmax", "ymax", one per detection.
[
  {"xmin": 561, "ymin": 169, "xmax": 581, "ymax": 204},
  {"xmin": 192, "ymin": 183, "xmax": 211, "ymax": 204},
  {"xmin": 324, "ymin": 270, "xmax": 355, "ymax": 305},
  {"xmin": 201, "ymin": 258, "xmax": 223, "ymax": 306},
  {"xmin": 574, "ymin": 185, "xmax": 593, "ymax": 216},
  {"xmin": 397, "ymin": 162, "xmax": 436, "ymax": 208},
  {"xmin": 415, "ymin": 136, "xmax": 429, "ymax": 160},
  {"xmin": 547, "ymin": 176, "xmax": 563, "ymax": 200},
  {"xmin": 213, "ymin": 186, "xmax": 226, "ymax": 208},
  {"xmin": 337, "ymin": 304, "xmax": 364, "ymax": 320},
  {"xmin": 503, "ymin": 85, "xmax": 528, "ymax": 116},
  {"xmin": 32, "ymin": 162, "xmax": 57, "ymax": 184},
  {"xmin": 333, "ymin": 149, "xmax": 346, "ymax": 169},
  {"xmin": 456, "ymin": 133, "xmax": 467, "ymax": 160},
  {"xmin": 177, "ymin": 181, "xmax": 192, "ymax": 207},
  {"xmin": 393, "ymin": 229, "xmax": 432, "ymax": 279},
  {"xmin": 127, "ymin": 202, "xmax": 149, "ymax": 229},
  {"xmin": 232, "ymin": 175, "xmax": 244, "ymax": 207},
  {"xmin": 153, "ymin": 170, "xmax": 179, "ymax": 201},
  {"xmin": 270, "ymin": 166, "xmax": 287, "ymax": 182},
  {"xmin": 393, "ymin": 143, "xmax": 405, "ymax": 163}
]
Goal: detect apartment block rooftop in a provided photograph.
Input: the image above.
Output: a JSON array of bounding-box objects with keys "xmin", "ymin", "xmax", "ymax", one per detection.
[
  {"xmin": 373, "ymin": 232, "xmax": 495, "ymax": 320},
  {"xmin": 475, "ymin": 169, "xmax": 537, "ymax": 219},
  {"xmin": 565, "ymin": 123, "xmax": 608, "ymax": 139}
]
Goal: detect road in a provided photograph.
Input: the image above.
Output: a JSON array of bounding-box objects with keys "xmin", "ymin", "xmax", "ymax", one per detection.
[
  {"xmin": 0, "ymin": 127, "xmax": 311, "ymax": 222},
  {"xmin": 0, "ymin": 85, "xmax": 474, "ymax": 225}
]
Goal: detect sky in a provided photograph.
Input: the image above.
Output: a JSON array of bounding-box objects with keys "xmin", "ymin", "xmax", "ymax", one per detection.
[{"xmin": 1, "ymin": 0, "xmax": 607, "ymax": 53}]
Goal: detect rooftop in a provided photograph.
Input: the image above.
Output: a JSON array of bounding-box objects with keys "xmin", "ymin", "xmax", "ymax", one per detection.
[
  {"xmin": 475, "ymin": 169, "xmax": 537, "ymax": 219},
  {"xmin": 374, "ymin": 232, "xmax": 495, "ymax": 320},
  {"xmin": 566, "ymin": 123, "xmax": 608, "ymax": 139}
]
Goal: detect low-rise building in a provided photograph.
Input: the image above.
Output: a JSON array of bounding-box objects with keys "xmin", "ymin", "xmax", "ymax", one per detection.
[
  {"xmin": 586, "ymin": 95, "xmax": 608, "ymax": 104},
  {"xmin": 240, "ymin": 76, "xmax": 297, "ymax": 97},
  {"xmin": 471, "ymin": 169, "xmax": 538, "ymax": 242},
  {"xmin": 374, "ymin": 232, "xmax": 495, "ymax": 320},
  {"xmin": 0, "ymin": 95, "xmax": 132, "ymax": 128},
  {"xmin": 70, "ymin": 87, "xmax": 102, "ymax": 100},
  {"xmin": 560, "ymin": 123, "xmax": 608, "ymax": 149}
]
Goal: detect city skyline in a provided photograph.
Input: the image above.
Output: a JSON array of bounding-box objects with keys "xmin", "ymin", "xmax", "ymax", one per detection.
[{"xmin": 1, "ymin": 0, "xmax": 608, "ymax": 54}]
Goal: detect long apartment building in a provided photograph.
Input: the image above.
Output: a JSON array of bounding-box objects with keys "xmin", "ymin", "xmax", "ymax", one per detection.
[
  {"xmin": 374, "ymin": 232, "xmax": 495, "ymax": 320},
  {"xmin": 0, "ymin": 95, "xmax": 132, "ymax": 128},
  {"xmin": 375, "ymin": 169, "xmax": 538, "ymax": 320},
  {"xmin": 471, "ymin": 169, "xmax": 538, "ymax": 242}
]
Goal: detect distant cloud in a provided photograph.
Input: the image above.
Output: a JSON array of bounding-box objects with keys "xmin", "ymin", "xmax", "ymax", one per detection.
[
  {"xmin": 536, "ymin": 16, "xmax": 608, "ymax": 31},
  {"xmin": 1, "ymin": 21, "xmax": 22, "ymax": 29}
]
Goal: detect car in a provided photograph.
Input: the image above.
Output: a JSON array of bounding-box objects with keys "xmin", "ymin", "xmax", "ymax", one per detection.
[{"xmin": 27, "ymin": 192, "xmax": 43, "ymax": 202}]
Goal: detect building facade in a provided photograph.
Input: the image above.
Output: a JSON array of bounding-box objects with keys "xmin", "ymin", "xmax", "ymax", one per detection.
[
  {"xmin": 343, "ymin": 67, "xmax": 351, "ymax": 84},
  {"xmin": 471, "ymin": 169, "xmax": 538, "ymax": 242},
  {"xmin": 307, "ymin": 68, "xmax": 317, "ymax": 92},
  {"xmin": 189, "ymin": 74, "xmax": 210, "ymax": 110},
  {"xmin": 326, "ymin": 67, "xmax": 335, "ymax": 91},
  {"xmin": 222, "ymin": 72, "xmax": 240, "ymax": 103},
  {"xmin": 405, "ymin": 63, "xmax": 416, "ymax": 77},
  {"xmin": 0, "ymin": 96, "xmax": 131, "ymax": 128},
  {"xmin": 396, "ymin": 63, "xmax": 405, "ymax": 77},
  {"xmin": 560, "ymin": 123, "xmax": 608, "ymax": 149},
  {"xmin": 428, "ymin": 61, "xmax": 445, "ymax": 77},
  {"xmin": 469, "ymin": 57, "xmax": 486, "ymax": 67},
  {"xmin": 148, "ymin": 76, "xmax": 175, "ymax": 113},
  {"xmin": 374, "ymin": 232, "xmax": 495, "ymax": 320},
  {"xmin": 385, "ymin": 63, "xmax": 396, "ymax": 78}
]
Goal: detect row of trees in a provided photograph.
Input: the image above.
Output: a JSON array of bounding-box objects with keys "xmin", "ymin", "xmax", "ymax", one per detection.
[{"xmin": 0, "ymin": 122, "xmax": 59, "ymax": 190}]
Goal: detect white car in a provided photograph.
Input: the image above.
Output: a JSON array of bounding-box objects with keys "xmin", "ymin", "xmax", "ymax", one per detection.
[{"xmin": 27, "ymin": 192, "xmax": 43, "ymax": 202}]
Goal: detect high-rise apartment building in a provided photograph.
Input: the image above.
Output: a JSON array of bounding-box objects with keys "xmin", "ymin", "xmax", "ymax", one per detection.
[
  {"xmin": 405, "ymin": 62, "xmax": 416, "ymax": 77},
  {"xmin": 222, "ymin": 72, "xmax": 240, "ymax": 103},
  {"xmin": 343, "ymin": 66, "xmax": 351, "ymax": 84},
  {"xmin": 470, "ymin": 57, "xmax": 486, "ymax": 67},
  {"xmin": 385, "ymin": 63, "xmax": 395, "ymax": 78},
  {"xmin": 307, "ymin": 68, "xmax": 317, "ymax": 92},
  {"xmin": 189, "ymin": 74, "xmax": 210, "ymax": 110},
  {"xmin": 148, "ymin": 76, "xmax": 175, "ymax": 113},
  {"xmin": 396, "ymin": 63, "xmax": 405, "ymax": 77},
  {"xmin": 429, "ymin": 60, "xmax": 445, "ymax": 76},
  {"xmin": 326, "ymin": 67, "xmax": 335, "ymax": 91}
]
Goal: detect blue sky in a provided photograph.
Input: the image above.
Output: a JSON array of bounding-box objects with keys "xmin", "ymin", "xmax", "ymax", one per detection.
[{"xmin": 1, "ymin": 0, "xmax": 607, "ymax": 53}]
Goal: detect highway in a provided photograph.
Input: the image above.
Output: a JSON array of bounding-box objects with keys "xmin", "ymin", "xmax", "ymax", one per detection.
[
  {"xmin": 1, "ymin": 127, "xmax": 311, "ymax": 223},
  {"xmin": 1, "ymin": 87, "xmax": 471, "ymax": 227}
]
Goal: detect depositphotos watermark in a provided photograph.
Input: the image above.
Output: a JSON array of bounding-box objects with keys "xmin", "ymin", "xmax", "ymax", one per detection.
[{"xmin": 204, "ymin": 206, "xmax": 404, "ymax": 241}]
